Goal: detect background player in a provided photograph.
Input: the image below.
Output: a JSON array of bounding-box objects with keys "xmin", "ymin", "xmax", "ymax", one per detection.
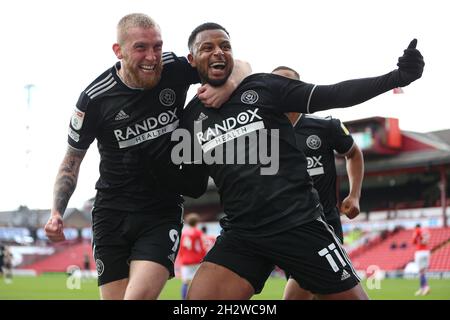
[
  {"xmin": 412, "ymin": 223, "xmax": 431, "ymax": 295},
  {"xmin": 177, "ymin": 212, "xmax": 207, "ymax": 299},
  {"xmin": 272, "ymin": 66, "xmax": 364, "ymax": 299},
  {"xmin": 1, "ymin": 246, "xmax": 13, "ymax": 284},
  {"xmin": 0, "ymin": 244, "xmax": 4, "ymax": 280}
]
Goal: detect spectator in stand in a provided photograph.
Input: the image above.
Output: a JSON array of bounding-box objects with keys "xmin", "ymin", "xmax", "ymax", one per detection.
[
  {"xmin": 412, "ymin": 223, "xmax": 431, "ymax": 295},
  {"xmin": 178, "ymin": 213, "xmax": 207, "ymax": 299}
]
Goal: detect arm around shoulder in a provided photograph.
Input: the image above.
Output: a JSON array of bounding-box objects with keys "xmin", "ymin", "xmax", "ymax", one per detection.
[{"xmin": 197, "ymin": 59, "xmax": 252, "ymax": 108}]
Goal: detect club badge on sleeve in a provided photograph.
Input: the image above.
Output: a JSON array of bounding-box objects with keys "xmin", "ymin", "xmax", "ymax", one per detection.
[{"xmin": 71, "ymin": 107, "xmax": 85, "ymax": 130}]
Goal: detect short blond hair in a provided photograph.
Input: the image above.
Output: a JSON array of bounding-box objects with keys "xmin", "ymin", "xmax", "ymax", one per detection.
[{"xmin": 117, "ymin": 13, "xmax": 159, "ymax": 45}]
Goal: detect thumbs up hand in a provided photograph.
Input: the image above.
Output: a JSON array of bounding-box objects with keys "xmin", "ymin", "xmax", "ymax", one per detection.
[{"xmin": 396, "ymin": 39, "xmax": 425, "ymax": 86}]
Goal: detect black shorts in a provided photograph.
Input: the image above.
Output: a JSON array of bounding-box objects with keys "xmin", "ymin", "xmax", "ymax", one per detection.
[
  {"xmin": 284, "ymin": 209, "xmax": 344, "ymax": 281},
  {"xmin": 205, "ymin": 216, "xmax": 359, "ymax": 295},
  {"xmin": 324, "ymin": 207, "xmax": 343, "ymax": 244},
  {"xmin": 92, "ymin": 206, "xmax": 183, "ymax": 286}
]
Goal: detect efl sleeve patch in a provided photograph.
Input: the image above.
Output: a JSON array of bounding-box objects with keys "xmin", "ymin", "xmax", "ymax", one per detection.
[{"xmin": 71, "ymin": 107, "xmax": 85, "ymax": 130}]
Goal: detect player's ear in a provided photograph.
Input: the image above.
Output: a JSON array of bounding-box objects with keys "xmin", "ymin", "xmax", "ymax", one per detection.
[
  {"xmin": 113, "ymin": 43, "xmax": 123, "ymax": 59},
  {"xmin": 188, "ymin": 53, "xmax": 196, "ymax": 67}
]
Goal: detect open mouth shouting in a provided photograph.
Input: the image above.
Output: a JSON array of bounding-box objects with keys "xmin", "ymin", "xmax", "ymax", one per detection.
[
  {"xmin": 209, "ymin": 61, "xmax": 227, "ymax": 77},
  {"xmin": 139, "ymin": 64, "xmax": 157, "ymax": 72}
]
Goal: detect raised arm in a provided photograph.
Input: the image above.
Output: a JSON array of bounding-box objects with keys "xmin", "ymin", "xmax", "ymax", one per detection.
[
  {"xmin": 340, "ymin": 143, "xmax": 364, "ymax": 219},
  {"xmin": 309, "ymin": 39, "xmax": 424, "ymax": 112},
  {"xmin": 197, "ymin": 59, "xmax": 252, "ymax": 108},
  {"xmin": 44, "ymin": 146, "xmax": 86, "ymax": 242}
]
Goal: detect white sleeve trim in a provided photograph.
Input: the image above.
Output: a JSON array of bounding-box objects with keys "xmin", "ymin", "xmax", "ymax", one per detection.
[
  {"xmin": 68, "ymin": 144, "xmax": 88, "ymax": 152},
  {"xmin": 306, "ymin": 85, "xmax": 317, "ymax": 114},
  {"xmin": 338, "ymin": 141, "xmax": 356, "ymax": 156},
  {"xmin": 292, "ymin": 113, "xmax": 303, "ymax": 127}
]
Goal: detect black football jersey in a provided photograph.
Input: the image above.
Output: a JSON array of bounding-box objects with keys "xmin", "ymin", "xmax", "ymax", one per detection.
[
  {"xmin": 293, "ymin": 115, "xmax": 354, "ymax": 213},
  {"xmin": 180, "ymin": 73, "xmax": 322, "ymax": 236},
  {"xmin": 177, "ymin": 70, "xmax": 401, "ymax": 235},
  {"xmin": 68, "ymin": 52, "xmax": 200, "ymax": 213}
]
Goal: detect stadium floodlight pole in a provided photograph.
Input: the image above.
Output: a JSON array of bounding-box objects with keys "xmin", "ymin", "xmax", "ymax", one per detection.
[
  {"xmin": 24, "ymin": 84, "xmax": 35, "ymax": 154},
  {"xmin": 24, "ymin": 84, "xmax": 35, "ymax": 110},
  {"xmin": 439, "ymin": 166, "xmax": 448, "ymax": 227},
  {"xmin": 23, "ymin": 84, "xmax": 35, "ymax": 210}
]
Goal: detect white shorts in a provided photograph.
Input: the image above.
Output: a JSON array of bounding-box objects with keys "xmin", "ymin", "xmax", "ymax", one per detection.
[
  {"xmin": 181, "ymin": 264, "xmax": 200, "ymax": 281},
  {"xmin": 414, "ymin": 250, "xmax": 430, "ymax": 270}
]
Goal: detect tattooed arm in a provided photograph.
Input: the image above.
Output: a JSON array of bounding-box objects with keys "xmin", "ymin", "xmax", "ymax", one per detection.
[{"xmin": 44, "ymin": 146, "xmax": 86, "ymax": 242}]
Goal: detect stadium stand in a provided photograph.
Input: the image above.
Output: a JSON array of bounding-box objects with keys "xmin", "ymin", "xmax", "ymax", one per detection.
[
  {"xmin": 1, "ymin": 117, "xmax": 449, "ymax": 282},
  {"xmin": 430, "ymin": 242, "xmax": 450, "ymax": 271},
  {"xmin": 23, "ymin": 241, "xmax": 94, "ymax": 274},
  {"xmin": 351, "ymin": 227, "xmax": 450, "ymax": 272}
]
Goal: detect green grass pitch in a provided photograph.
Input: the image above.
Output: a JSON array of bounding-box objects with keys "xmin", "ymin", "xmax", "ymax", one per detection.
[{"xmin": 1, "ymin": 274, "xmax": 449, "ymax": 300}]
